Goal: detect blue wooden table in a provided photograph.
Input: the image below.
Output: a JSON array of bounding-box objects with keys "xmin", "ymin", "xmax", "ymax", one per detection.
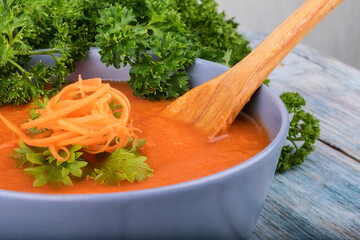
[{"xmin": 239, "ymin": 28, "xmax": 360, "ymax": 239}]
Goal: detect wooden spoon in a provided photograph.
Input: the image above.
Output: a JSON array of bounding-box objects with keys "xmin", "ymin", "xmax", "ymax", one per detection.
[{"xmin": 162, "ymin": 0, "xmax": 343, "ymax": 140}]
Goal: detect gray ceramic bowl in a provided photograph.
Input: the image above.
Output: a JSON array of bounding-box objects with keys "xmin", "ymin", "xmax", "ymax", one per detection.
[{"xmin": 0, "ymin": 48, "xmax": 289, "ymax": 240}]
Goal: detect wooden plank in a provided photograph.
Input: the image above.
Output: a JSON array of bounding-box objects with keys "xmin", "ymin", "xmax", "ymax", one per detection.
[
  {"xmin": 254, "ymin": 141, "xmax": 360, "ymax": 239},
  {"xmin": 240, "ymin": 28, "xmax": 360, "ymax": 160}
]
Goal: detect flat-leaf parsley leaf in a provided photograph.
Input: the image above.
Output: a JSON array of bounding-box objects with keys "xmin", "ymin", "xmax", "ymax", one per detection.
[{"xmin": 94, "ymin": 140, "xmax": 153, "ymax": 185}]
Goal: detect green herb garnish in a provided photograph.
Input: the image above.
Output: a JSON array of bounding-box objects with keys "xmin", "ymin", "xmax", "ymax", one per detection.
[
  {"xmin": 13, "ymin": 142, "xmax": 88, "ymax": 187},
  {"xmin": 0, "ymin": 0, "xmax": 92, "ymax": 105},
  {"xmin": 94, "ymin": 138, "xmax": 151, "ymax": 185},
  {"xmin": 277, "ymin": 92, "xmax": 320, "ymax": 171},
  {"xmin": 174, "ymin": 0, "xmax": 251, "ymax": 66},
  {"xmin": 94, "ymin": 149, "xmax": 152, "ymax": 185},
  {"xmin": 95, "ymin": 1, "xmax": 197, "ymax": 100}
]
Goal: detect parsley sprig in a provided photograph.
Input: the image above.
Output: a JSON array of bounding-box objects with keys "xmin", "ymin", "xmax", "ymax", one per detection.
[
  {"xmin": 277, "ymin": 92, "xmax": 320, "ymax": 171},
  {"xmin": 94, "ymin": 140, "xmax": 152, "ymax": 185},
  {"xmin": 13, "ymin": 142, "xmax": 88, "ymax": 187}
]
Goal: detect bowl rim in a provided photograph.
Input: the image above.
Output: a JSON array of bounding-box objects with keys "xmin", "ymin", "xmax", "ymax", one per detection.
[{"xmin": 0, "ymin": 61, "xmax": 289, "ymax": 201}]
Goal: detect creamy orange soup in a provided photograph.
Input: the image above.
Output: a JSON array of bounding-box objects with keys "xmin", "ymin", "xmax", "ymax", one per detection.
[{"xmin": 0, "ymin": 82, "xmax": 269, "ymax": 194}]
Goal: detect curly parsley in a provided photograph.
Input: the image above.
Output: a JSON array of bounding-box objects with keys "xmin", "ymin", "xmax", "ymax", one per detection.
[
  {"xmin": 174, "ymin": 0, "xmax": 251, "ymax": 66},
  {"xmin": 0, "ymin": 0, "xmax": 95, "ymax": 105},
  {"xmin": 95, "ymin": 1, "xmax": 197, "ymax": 100},
  {"xmin": 1, "ymin": 0, "xmax": 251, "ymax": 103},
  {"xmin": 277, "ymin": 92, "xmax": 320, "ymax": 171}
]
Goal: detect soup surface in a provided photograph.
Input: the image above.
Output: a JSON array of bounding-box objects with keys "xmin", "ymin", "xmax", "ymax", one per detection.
[{"xmin": 0, "ymin": 82, "xmax": 269, "ymax": 194}]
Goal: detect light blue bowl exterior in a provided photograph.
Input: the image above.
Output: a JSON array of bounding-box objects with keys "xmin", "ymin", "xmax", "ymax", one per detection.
[{"xmin": 0, "ymin": 49, "xmax": 289, "ymax": 240}]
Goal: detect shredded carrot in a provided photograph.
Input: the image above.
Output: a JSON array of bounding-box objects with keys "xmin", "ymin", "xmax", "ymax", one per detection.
[{"xmin": 0, "ymin": 76, "xmax": 139, "ymax": 162}]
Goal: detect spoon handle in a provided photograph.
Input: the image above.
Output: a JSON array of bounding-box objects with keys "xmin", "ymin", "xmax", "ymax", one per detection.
[{"xmin": 225, "ymin": 0, "xmax": 344, "ymax": 93}]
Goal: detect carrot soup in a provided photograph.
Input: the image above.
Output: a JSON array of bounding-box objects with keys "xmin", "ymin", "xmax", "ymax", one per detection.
[{"xmin": 0, "ymin": 81, "xmax": 269, "ymax": 194}]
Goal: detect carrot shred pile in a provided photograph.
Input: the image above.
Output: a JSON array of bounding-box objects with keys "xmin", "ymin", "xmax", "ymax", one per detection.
[{"xmin": 0, "ymin": 76, "xmax": 139, "ymax": 162}]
